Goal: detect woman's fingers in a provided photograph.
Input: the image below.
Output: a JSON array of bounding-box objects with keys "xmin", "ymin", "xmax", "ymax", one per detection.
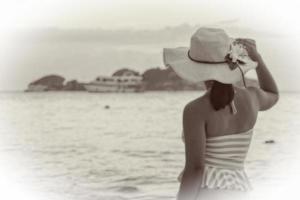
[
  {"xmin": 236, "ymin": 38, "xmax": 256, "ymax": 46},
  {"xmin": 236, "ymin": 38, "xmax": 260, "ymax": 60},
  {"xmin": 236, "ymin": 38, "xmax": 255, "ymax": 42},
  {"xmin": 242, "ymin": 41, "xmax": 256, "ymax": 51}
]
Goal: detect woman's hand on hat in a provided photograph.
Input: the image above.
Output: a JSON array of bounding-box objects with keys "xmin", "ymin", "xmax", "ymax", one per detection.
[{"xmin": 236, "ymin": 38, "xmax": 261, "ymax": 62}]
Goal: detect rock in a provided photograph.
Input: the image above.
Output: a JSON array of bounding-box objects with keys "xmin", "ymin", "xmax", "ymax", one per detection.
[
  {"xmin": 264, "ymin": 139, "xmax": 275, "ymax": 144},
  {"xmin": 142, "ymin": 67, "xmax": 204, "ymax": 91},
  {"xmin": 26, "ymin": 74, "xmax": 65, "ymax": 92},
  {"xmin": 104, "ymin": 105, "xmax": 110, "ymax": 109},
  {"xmin": 63, "ymin": 80, "xmax": 86, "ymax": 91}
]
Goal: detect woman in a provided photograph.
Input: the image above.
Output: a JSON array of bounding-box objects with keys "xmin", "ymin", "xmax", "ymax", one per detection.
[{"xmin": 163, "ymin": 27, "xmax": 279, "ymax": 200}]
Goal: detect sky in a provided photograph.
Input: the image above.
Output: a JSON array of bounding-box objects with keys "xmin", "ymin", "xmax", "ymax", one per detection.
[{"xmin": 0, "ymin": 0, "xmax": 300, "ymax": 91}]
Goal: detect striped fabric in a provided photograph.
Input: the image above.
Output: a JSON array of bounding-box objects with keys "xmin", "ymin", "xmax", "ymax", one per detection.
[{"xmin": 178, "ymin": 129, "xmax": 253, "ymax": 192}]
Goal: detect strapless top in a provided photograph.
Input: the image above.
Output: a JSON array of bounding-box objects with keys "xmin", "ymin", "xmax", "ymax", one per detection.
[{"xmin": 178, "ymin": 129, "xmax": 253, "ymax": 191}]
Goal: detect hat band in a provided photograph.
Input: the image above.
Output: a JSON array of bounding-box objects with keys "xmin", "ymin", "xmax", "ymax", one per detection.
[
  {"xmin": 187, "ymin": 50, "xmax": 226, "ymax": 64},
  {"xmin": 187, "ymin": 50, "xmax": 247, "ymax": 87}
]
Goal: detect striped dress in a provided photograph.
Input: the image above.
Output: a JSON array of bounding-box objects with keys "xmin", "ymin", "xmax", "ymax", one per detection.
[{"xmin": 178, "ymin": 129, "xmax": 253, "ymax": 192}]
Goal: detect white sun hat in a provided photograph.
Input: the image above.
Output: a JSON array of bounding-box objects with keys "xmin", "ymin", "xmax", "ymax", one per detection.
[{"xmin": 163, "ymin": 27, "xmax": 258, "ymax": 84}]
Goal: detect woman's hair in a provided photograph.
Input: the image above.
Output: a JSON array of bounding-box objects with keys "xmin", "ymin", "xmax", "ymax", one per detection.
[{"xmin": 210, "ymin": 81, "xmax": 234, "ymax": 111}]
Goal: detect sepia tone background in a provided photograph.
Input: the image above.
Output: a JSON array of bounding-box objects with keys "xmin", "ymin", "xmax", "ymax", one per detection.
[{"xmin": 0, "ymin": 1, "xmax": 300, "ymax": 200}]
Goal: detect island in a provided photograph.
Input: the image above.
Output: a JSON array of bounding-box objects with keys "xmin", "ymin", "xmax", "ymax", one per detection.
[
  {"xmin": 25, "ymin": 67, "xmax": 258, "ymax": 92},
  {"xmin": 25, "ymin": 75, "xmax": 65, "ymax": 92}
]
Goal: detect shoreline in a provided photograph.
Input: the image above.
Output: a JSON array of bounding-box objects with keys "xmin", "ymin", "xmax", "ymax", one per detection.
[{"xmin": 0, "ymin": 90, "xmax": 299, "ymax": 94}]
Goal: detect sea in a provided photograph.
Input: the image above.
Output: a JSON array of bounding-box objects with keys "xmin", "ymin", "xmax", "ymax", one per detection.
[{"xmin": 0, "ymin": 91, "xmax": 300, "ymax": 200}]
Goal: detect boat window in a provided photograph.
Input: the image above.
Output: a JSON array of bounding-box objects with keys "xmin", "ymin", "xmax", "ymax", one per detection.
[{"xmin": 96, "ymin": 77, "xmax": 100, "ymax": 81}]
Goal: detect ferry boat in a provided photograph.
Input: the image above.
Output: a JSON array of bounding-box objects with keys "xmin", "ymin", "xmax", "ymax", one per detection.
[{"xmin": 84, "ymin": 71, "xmax": 144, "ymax": 93}]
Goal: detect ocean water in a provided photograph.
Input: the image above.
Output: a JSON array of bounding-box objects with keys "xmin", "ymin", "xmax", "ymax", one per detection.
[{"xmin": 0, "ymin": 91, "xmax": 300, "ymax": 200}]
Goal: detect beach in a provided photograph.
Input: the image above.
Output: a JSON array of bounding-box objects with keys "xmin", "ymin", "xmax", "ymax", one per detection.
[{"xmin": 0, "ymin": 91, "xmax": 300, "ymax": 200}]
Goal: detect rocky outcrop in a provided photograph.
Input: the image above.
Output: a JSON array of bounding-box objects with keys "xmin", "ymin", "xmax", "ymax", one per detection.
[
  {"xmin": 142, "ymin": 67, "xmax": 204, "ymax": 90},
  {"xmin": 26, "ymin": 74, "xmax": 65, "ymax": 91},
  {"xmin": 63, "ymin": 80, "xmax": 86, "ymax": 91}
]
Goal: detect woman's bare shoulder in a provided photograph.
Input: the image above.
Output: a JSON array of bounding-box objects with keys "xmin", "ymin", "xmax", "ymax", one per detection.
[
  {"xmin": 183, "ymin": 93, "xmax": 211, "ymax": 118},
  {"xmin": 237, "ymin": 86, "xmax": 259, "ymax": 106}
]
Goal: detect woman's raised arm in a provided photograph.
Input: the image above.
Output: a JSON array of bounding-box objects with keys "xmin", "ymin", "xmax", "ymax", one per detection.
[{"xmin": 237, "ymin": 38, "xmax": 279, "ymax": 111}]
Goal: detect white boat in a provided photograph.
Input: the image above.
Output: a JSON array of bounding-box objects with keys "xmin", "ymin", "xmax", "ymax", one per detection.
[{"xmin": 84, "ymin": 71, "xmax": 144, "ymax": 93}]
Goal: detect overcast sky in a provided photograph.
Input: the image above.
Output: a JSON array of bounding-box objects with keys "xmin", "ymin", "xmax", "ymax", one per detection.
[{"xmin": 0, "ymin": 0, "xmax": 299, "ymax": 91}]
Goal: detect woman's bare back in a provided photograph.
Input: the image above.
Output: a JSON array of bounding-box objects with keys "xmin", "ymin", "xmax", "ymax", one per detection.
[{"xmin": 190, "ymin": 86, "xmax": 259, "ymax": 138}]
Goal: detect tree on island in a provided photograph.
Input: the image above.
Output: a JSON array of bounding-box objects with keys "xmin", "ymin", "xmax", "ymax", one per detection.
[{"xmin": 112, "ymin": 68, "xmax": 140, "ymax": 76}]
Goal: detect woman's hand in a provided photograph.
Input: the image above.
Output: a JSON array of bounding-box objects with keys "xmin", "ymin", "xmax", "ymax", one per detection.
[
  {"xmin": 238, "ymin": 38, "xmax": 279, "ymax": 110},
  {"xmin": 236, "ymin": 38, "xmax": 261, "ymax": 62}
]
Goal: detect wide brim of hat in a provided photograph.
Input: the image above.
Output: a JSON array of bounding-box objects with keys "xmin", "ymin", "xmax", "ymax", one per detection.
[{"xmin": 163, "ymin": 47, "xmax": 258, "ymax": 84}]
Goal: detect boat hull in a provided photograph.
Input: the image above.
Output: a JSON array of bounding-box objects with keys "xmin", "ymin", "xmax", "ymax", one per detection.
[{"xmin": 84, "ymin": 84, "xmax": 143, "ymax": 93}]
